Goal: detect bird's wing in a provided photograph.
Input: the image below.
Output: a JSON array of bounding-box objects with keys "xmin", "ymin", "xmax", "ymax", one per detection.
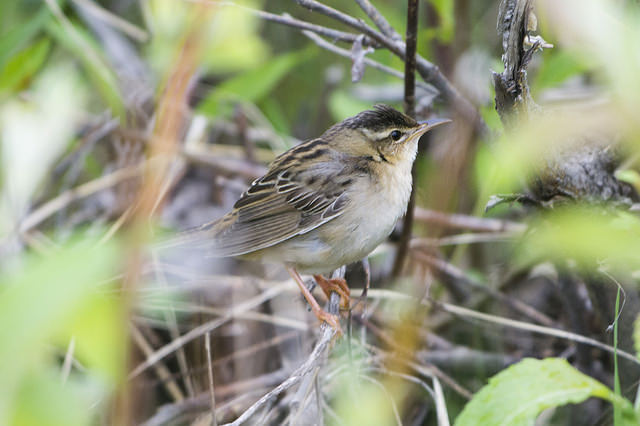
[{"xmin": 199, "ymin": 140, "xmax": 351, "ymax": 257}]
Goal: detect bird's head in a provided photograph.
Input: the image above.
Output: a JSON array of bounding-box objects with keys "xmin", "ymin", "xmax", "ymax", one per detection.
[{"xmin": 324, "ymin": 104, "xmax": 450, "ymax": 165}]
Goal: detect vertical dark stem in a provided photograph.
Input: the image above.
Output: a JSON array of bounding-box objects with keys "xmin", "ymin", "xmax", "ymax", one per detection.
[{"xmin": 392, "ymin": 0, "xmax": 419, "ymax": 277}]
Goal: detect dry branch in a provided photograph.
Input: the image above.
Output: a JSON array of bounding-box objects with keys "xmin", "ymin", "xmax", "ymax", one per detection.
[{"xmin": 223, "ymin": 292, "xmax": 341, "ymax": 426}]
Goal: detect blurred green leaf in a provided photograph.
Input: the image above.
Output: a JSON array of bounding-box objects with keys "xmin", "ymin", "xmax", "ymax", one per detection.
[
  {"xmin": 0, "ymin": 38, "xmax": 50, "ymax": 95},
  {"xmin": 45, "ymin": 20, "xmax": 124, "ymax": 119},
  {"xmin": 328, "ymin": 90, "xmax": 375, "ymax": 122},
  {"xmin": 0, "ymin": 63, "xmax": 87, "ymax": 235},
  {"xmin": 201, "ymin": 0, "xmax": 269, "ymax": 74},
  {"xmin": 0, "ymin": 238, "xmax": 124, "ymax": 425},
  {"xmin": 532, "ymin": 50, "xmax": 593, "ymax": 93},
  {"xmin": 146, "ymin": 0, "xmax": 268, "ymax": 75},
  {"xmin": 0, "ymin": 6, "xmax": 50, "ymax": 70},
  {"xmin": 455, "ymin": 358, "xmax": 638, "ymax": 426},
  {"xmin": 518, "ymin": 207, "xmax": 640, "ymax": 271},
  {"xmin": 260, "ymin": 97, "xmax": 290, "ymax": 135},
  {"xmin": 428, "ymin": 0, "xmax": 454, "ymax": 42},
  {"xmin": 11, "ymin": 372, "xmax": 93, "ymax": 426},
  {"xmin": 198, "ymin": 49, "xmax": 311, "ymax": 117},
  {"xmin": 615, "ymin": 169, "xmax": 640, "ymax": 193}
]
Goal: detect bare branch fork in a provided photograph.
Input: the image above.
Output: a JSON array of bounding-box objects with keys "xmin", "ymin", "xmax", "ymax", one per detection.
[{"xmin": 292, "ymin": 0, "xmax": 486, "ymax": 134}]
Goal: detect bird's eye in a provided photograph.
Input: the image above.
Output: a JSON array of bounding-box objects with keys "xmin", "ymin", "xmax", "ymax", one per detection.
[{"xmin": 390, "ymin": 130, "xmax": 402, "ymax": 141}]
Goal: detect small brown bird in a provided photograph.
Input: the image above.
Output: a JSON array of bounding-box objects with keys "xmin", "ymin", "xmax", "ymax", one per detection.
[{"xmin": 183, "ymin": 105, "xmax": 449, "ymax": 331}]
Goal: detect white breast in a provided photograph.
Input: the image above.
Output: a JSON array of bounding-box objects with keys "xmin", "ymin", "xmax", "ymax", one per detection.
[{"xmin": 334, "ymin": 157, "xmax": 413, "ymax": 259}]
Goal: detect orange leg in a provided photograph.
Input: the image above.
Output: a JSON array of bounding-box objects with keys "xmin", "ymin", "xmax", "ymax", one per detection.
[
  {"xmin": 286, "ymin": 267, "xmax": 342, "ymax": 335},
  {"xmin": 313, "ymin": 275, "xmax": 351, "ymax": 310}
]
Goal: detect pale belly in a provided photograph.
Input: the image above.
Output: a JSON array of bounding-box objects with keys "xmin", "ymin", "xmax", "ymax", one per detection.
[{"xmin": 250, "ymin": 169, "xmax": 413, "ymax": 274}]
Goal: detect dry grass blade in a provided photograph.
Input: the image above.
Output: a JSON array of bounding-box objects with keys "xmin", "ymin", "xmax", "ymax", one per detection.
[
  {"xmin": 18, "ymin": 164, "xmax": 144, "ymax": 234},
  {"xmin": 205, "ymin": 332, "xmax": 217, "ymax": 426},
  {"xmin": 130, "ymin": 324, "xmax": 185, "ymax": 402},
  {"xmin": 435, "ymin": 300, "xmax": 640, "ymax": 366},
  {"xmin": 129, "ymin": 281, "xmax": 293, "ymax": 378},
  {"xmin": 363, "ymin": 289, "xmax": 640, "ymax": 365}
]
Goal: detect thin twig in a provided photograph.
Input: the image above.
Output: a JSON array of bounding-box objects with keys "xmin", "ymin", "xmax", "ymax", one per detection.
[
  {"xmin": 392, "ymin": 0, "xmax": 420, "ymax": 277},
  {"xmin": 353, "ymin": 0, "xmax": 402, "ymax": 40},
  {"xmin": 434, "ymin": 299, "xmax": 640, "ymax": 366},
  {"xmin": 61, "ymin": 336, "xmax": 76, "ymax": 384},
  {"xmin": 152, "ymin": 253, "xmax": 196, "ymax": 397},
  {"xmin": 295, "ymin": 0, "xmax": 400, "ymax": 54},
  {"xmin": 414, "ymin": 252, "xmax": 555, "ymax": 326},
  {"xmin": 17, "ymin": 163, "xmax": 144, "ymax": 234},
  {"xmin": 223, "ymin": 292, "xmax": 341, "ymax": 426},
  {"xmin": 129, "ymin": 281, "xmax": 293, "ymax": 378},
  {"xmin": 413, "ymin": 207, "xmax": 526, "ymax": 233},
  {"xmin": 361, "ymin": 288, "xmax": 640, "ymax": 365},
  {"xmin": 130, "ymin": 324, "xmax": 185, "ymax": 402},
  {"xmin": 432, "ymin": 376, "xmax": 450, "ymax": 426},
  {"xmin": 205, "ymin": 332, "xmax": 218, "ymax": 426},
  {"xmin": 301, "ymin": 30, "xmax": 436, "ymax": 94}
]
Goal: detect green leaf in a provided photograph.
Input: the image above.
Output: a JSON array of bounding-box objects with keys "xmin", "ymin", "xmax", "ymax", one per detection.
[
  {"xmin": 45, "ymin": 20, "xmax": 124, "ymax": 119},
  {"xmin": 10, "ymin": 372, "xmax": 93, "ymax": 426},
  {"xmin": 429, "ymin": 0, "xmax": 454, "ymax": 42},
  {"xmin": 518, "ymin": 208, "xmax": 640, "ymax": 272},
  {"xmin": 532, "ymin": 50, "xmax": 593, "ymax": 93},
  {"xmin": 0, "ymin": 6, "xmax": 50, "ymax": 70},
  {"xmin": 455, "ymin": 358, "xmax": 638, "ymax": 426},
  {"xmin": 328, "ymin": 90, "xmax": 376, "ymax": 122},
  {"xmin": 0, "ymin": 238, "xmax": 124, "ymax": 425},
  {"xmin": 197, "ymin": 49, "xmax": 311, "ymax": 117},
  {"xmin": 0, "ymin": 38, "xmax": 50, "ymax": 95}
]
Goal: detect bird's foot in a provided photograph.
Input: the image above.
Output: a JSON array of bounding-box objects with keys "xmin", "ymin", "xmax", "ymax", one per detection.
[
  {"xmin": 311, "ymin": 307, "xmax": 343, "ymax": 336},
  {"xmin": 313, "ymin": 275, "xmax": 351, "ymax": 310}
]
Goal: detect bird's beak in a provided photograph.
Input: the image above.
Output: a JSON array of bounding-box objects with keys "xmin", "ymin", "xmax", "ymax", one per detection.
[{"xmin": 415, "ymin": 118, "xmax": 452, "ymax": 137}]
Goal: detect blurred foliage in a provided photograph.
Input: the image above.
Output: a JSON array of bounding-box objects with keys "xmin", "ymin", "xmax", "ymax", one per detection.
[
  {"xmin": 0, "ymin": 238, "xmax": 125, "ymax": 425},
  {"xmin": 517, "ymin": 208, "xmax": 640, "ymax": 272},
  {"xmin": 197, "ymin": 48, "xmax": 313, "ymax": 118}
]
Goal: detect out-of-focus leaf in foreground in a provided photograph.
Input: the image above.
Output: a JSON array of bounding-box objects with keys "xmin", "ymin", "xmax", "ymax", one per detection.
[
  {"xmin": 0, "ymin": 63, "xmax": 87, "ymax": 237},
  {"xmin": 0, "ymin": 6, "xmax": 50, "ymax": 70},
  {"xmin": 538, "ymin": 0, "xmax": 640, "ymax": 130},
  {"xmin": 455, "ymin": 358, "xmax": 638, "ymax": 426},
  {"xmin": 0, "ymin": 238, "xmax": 125, "ymax": 425},
  {"xmin": 198, "ymin": 49, "xmax": 311, "ymax": 118},
  {"xmin": 146, "ymin": 0, "xmax": 268, "ymax": 75},
  {"xmin": 517, "ymin": 207, "xmax": 640, "ymax": 271},
  {"xmin": 0, "ymin": 38, "xmax": 50, "ymax": 96}
]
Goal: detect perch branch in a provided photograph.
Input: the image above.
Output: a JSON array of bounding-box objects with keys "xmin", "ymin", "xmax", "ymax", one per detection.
[{"xmin": 223, "ymin": 292, "xmax": 341, "ymax": 425}]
